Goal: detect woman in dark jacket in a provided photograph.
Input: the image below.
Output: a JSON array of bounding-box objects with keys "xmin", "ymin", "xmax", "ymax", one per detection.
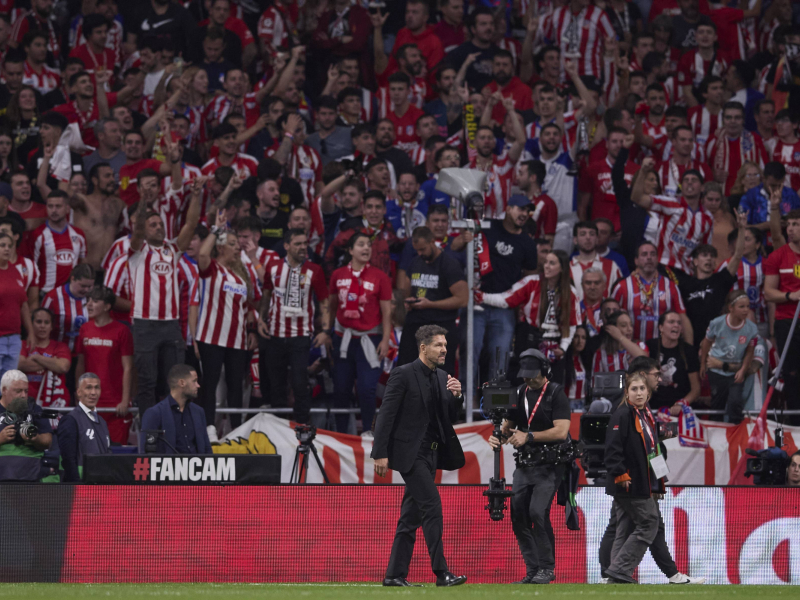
[{"xmin": 603, "ymin": 371, "xmax": 667, "ymax": 584}]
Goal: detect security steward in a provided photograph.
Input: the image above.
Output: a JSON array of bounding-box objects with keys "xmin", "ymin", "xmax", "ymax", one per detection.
[{"xmin": 489, "ymin": 349, "xmax": 572, "ymax": 584}]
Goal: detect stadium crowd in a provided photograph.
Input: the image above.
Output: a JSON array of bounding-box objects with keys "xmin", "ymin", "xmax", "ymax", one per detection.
[{"xmin": 0, "ymin": 0, "xmax": 799, "ymax": 468}]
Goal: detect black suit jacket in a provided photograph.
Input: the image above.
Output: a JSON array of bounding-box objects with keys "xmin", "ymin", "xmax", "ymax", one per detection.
[{"xmin": 371, "ymin": 360, "xmax": 465, "ymax": 474}]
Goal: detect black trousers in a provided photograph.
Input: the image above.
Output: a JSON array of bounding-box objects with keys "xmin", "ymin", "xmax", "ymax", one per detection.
[
  {"xmin": 510, "ymin": 463, "xmax": 563, "ymax": 574},
  {"xmin": 197, "ymin": 341, "xmax": 249, "ymax": 430},
  {"xmin": 397, "ymin": 319, "xmax": 458, "ymax": 374},
  {"xmin": 263, "ymin": 335, "xmax": 312, "ymax": 424},
  {"xmin": 599, "ymin": 499, "xmax": 677, "ymax": 579},
  {"xmin": 386, "ymin": 442, "xmax": 448, "ymax": 578},
  {"xmin": 775, "ymin": 318, "xmax": 800, "ymax": 420}
]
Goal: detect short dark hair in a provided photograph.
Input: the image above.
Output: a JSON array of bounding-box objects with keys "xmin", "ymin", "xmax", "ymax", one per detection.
[
  {"xmin": 212, "ymin": 122, "xmax": 237, "ymax": 140},
  {"xmin": 387, "ymin": 71, "xmax": 411, "ymax": 87},
  {"xmin": 351, "ymin": 123, "xmax": 374, "ymax": 140},
  {"xmin": 627, "ymin": 356, "xmax": 660, "ymax": 376},
  {"xmin": 168, "ymin": 364, "xmax": 196, "ymax": 389},
  {"xmin": 22, "ymin": 30, "xmax": 48, "ymax": 48},
  {"xmin": 82, "ymin": 13, "xmax": 108, "ymax": 37},
  {"xmin": 664, "ymin": 105, "xmax": 688, "ymax": 120},
  {"xmin": 731, "ymin": 59, "xmax": 756, "ymax": 87},
  {"xmin": 396, "ymin": 43, "xmax": 420, "ymax": 63},
  {"xmin": 88, "ymin": 285, "xmax": 116, "ymax": 307},
  {"xmin": 690, "ymin": 243, "xmax": 717, "ymax": 259},
  {"xmin": 337, "ymin": 86, "xmax": 361, "ymax": 104},
  {"xmin": 316, "ymin": 95, "xmax": 338, "ymax": 112},
  {"xmin": 40, "ymin": 111, "xmax": 69, "ymax": 132},
  {"xmin": 427, "ymin": 204, "xmax": 448, "ymax": 218},
  {"xmin": 635, "ymin": 241, "xmax": 657, "ymax": 257},
  {"xmin": 364, "ymin": 190, "xmax": 386, "ymax": 205},
  {"xmin": 283, "ymin": 228, "xmax": 307, "ymax": 244},
  {"xmin": 722, "ymin": 101, "xmax": 746, "ymax": 117},
  {"xmin": 573, "ymin": 220, "xmax": 598, "ymax": 236},
  {"xmin": 434, "ymin": 144, "xmax": 458, "ymax": 163},
  {"xmin": 764, "ymin": 161, "xmax": 787, "ymax": 181},
  {"xmin": 70, "ymin": 263, "xmax": 96, "ymax": 282},
  {"xmin": 138, "ymin": 167, "xmax": 160, "ymax": 183},
  {"xmin": 235, "ymin": 216, "xmax": 263, "ymax": 236},
  {"xmin": 88, "ymin": 162, "xmax": 112, "ymax": 182},
  {"xmin": 415, "ymin": 324, "xmax": 448, "ymax": 348},
  {"xmin": 411, "ymin": 226, "xmax": 434, "ymax": 243},
  {"xmin": 520, "ymin": 160, "xmax": 546, "ymax": 184}
]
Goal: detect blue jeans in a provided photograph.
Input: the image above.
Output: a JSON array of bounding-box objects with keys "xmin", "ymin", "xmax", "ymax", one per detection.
[
  {"xmin": 332, "ymin": 333, "xmax": 383, "ymax": 434},
  {"xmin": 467, "ymin": 306, "xmax": 516, "ymax": 388},
  {"xmin": 0, "ymin": 334, "xmax": 21, "ymax": 384}
]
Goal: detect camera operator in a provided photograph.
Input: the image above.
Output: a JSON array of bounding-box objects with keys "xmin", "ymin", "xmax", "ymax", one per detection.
[
  {"xmin": 488, "ymin": 349, "xmax": 570, "ymax": 585},
  {"xmin": 0, "ymin": 370, "xmax": 53, "ymax": 481},
  {"xmin": 787, "ymin": 452, "xmax": 800, "ymax": 487}
]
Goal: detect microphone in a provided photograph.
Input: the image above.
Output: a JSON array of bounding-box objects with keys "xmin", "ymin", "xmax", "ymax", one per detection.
[{"xmin": 144, "ymin": 430, "xmax": 181, "ymax": 454}]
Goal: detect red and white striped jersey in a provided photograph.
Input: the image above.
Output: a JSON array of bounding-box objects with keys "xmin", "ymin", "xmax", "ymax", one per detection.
[
  {"xmin": 772, "ymin": 139, "xmax": 800, "ymax": 191},
  {"xmin": 22, "ymin": 61, "xmax": 60, "ymax": 95},
  {"xmin": 42, "ymin": 284, "xmax": 88, "ymax": 351},
  {"xmin": 309, "ymin": 196, "xmax": 326, "ymax": 257},
  {"xmin": 11, "ymin": 254, "xmax": 38, "ymax": 293},
  {"xmin": 11, "ymin": 11, "xmax": 60, "ymax": 59},
  {"xmin": 649, "ymin": 194, "xmax": 713, "ymax": 273},
  {"xmin": 205, "ymin": 92, "xmax": 261, "ymax": 129},
  {"xmin": 376, "ymin": 81, "xmax": 427, "ymax": 115},
  {"xmin": 408, "ymin": 143, "xmax": 426, "ymax": 166},
  {"xmin": 592, "ymin": 340, "xmax": 647, "ymax": 372},
  {"xmin": 688, "ymin": 105, "xmax": 723, "ymax": 162},
  {"xmin": 540, "ymin": 5, "xmax": 615, "ymax": 80},
  {"xmin": 128, "ymin": 240, "xmax": 182, "ymax": 321},
  {"xmin": 30, "ymin": 222, "xmax": 87, "ymax": 294},
  {"xmin": 567, "ymin": 355, "xmax": 586, "ymax": 401},
  {"xmin": 249, "ymin": 246, "xmax": 280, "ymax": 271},
  {"xmin": 569, "ymin": 254, "xmax": 622, "ymax": 300},
  {"xmin": 676, "ymin": 49, "xmax": 729, "ymax": 90},
  {"xmin": 718, "ymin": 256, "xmax": 767, "ymax": 324},
  {"xmin": 149, "ymin": 188, "xmax": 185, "ymax": 241},
  {"xmin": 580, "ymin": 299, "xmax": 603, "ymax": 336},
  {"xmin": 654, "ymin": 158, "xmax": 713, "ymax": 198},
  {"xmin": 759, "ymin": 18, "xmax": 781, "ymax": 54},
  {"xmin": 103, "ymin": 254, "xmax": 131, "ymax": 323},
  {"xmin": 101, "ymin": 235, "xmax": 130, "ymax": 272},
  {"xmin": 265, "ymin": 143, "xmax": 321, "ymax": 207},
  {"xmin": 468, "ymin": 149, "xmax": 514, "ymax": 218},
  {"xmin": 201, "ymin": 153, "xmax": 259, "ymax": 182},
  {"xmin": 21, "ymin": 339, "xmax": 70, "ymax": 409},
  {"xmin": 258, "ymin": 5, "xmax": 290, "ymax": 56},
  {"xmin": 178, "ymin": 255, "xmax": 198, "ymax": 344},
  {"xmin": 196, "ymin": 259, "xmax": 251, "ymax": 349},
  {"xmin": 263, "ymin": 259, "xmax": 328, "ymax": 338},
  {"xmin": 482, "ymin": 274, "xmax": 581, "ymax": 330},
  {"xmin": 705, "ymin": 131, "xmax": 768, "ymax": 196},
  {"xmin": 612, "ymin": 273, "xmax": 686, "ymax": 341},
  {"xmin": 642, "ymin": 116, "xmax": 668, "ymax": 154}
]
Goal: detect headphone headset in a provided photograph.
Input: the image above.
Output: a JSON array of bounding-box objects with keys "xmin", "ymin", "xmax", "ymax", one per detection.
[{"xmin": 520, "ymin": 348, "xmax": 552, "ymax": 380}]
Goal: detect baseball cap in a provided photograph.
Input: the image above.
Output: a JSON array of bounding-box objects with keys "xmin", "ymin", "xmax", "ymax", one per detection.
[{"xmin": 507, "ymin": 194, "xmax": 531, "ymax": 209}]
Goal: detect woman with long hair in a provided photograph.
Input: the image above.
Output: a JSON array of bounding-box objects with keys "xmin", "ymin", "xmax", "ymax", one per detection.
[
  {"xmin": 699, "ymin": 289, "xmax": 758, "ymax": 423},
  {"xmin": 195, "ymin": 210, "xmax": 259, "ymax": 441},
  {"xmin": 603, "ymin": 371, "xmax": 667, "ymax": 584},
  {"xmin": 592, "ymin": 310, "xmax": 647, "ymax": 373},
  {"xmin": 565, "ymin": 324, "xmax": 588, "ymax": 411},
  {"xmin": 0, "ymin": 130, "xmax": 17, "ymax": 181},
  {"xmin": 727, "ymin": 161, "xmax": 762, "ymax": 211},
  {"xmin": 480, "ymin": 250, "xmax": 580, "ymax": 384},
  {"xmin": 0, "ymin": 232, "xmax": 34, "ymax": 382},
  {"xmin": 646, "ymin": 310, "xmax": 701, "ymax": 413},
  {"xmin": 7, "ymin": 85, "xmax": 41, "ymax": 165},
  {"xmin": 328, "ymin": 231, "xmax": 393, "ymax": 436}
]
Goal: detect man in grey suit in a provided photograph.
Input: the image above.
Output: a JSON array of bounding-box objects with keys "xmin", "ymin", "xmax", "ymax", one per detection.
[{"xmin": 371, "ymin": 324, "xmax": 467, "ymax": 588}]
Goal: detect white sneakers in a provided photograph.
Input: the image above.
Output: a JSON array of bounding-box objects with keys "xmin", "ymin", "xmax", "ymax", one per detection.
[
  {"xmin": 207, "ymin": 425, "xmax": 219, "ymax": 443},
  {"xmin": 668, "ymin": 573, "xmax": 706, "ymax": 584}
]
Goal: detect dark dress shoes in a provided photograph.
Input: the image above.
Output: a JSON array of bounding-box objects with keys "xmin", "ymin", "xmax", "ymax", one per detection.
[
  {"xmin": 513, "ymin": 573, "xmax": 535, "ymax": 584},
  {"xmin": 531, "ymin": 569, "xmax": 555, "ymax": 584},
  {"xmin": 382, "ymin": 577, "xmax": 421, "ymax": 587},
  {"xmin": 436, "ymin": 571, "xmax": 467, "ymax": 587}
]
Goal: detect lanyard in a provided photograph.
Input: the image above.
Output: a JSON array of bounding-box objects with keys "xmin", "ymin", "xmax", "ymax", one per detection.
[
  {"xmin": 524, "ymin": 382, "xmax": 549, "ymax": 427},
  {"xmin": 635, "ymin": 407, "xmax": 656, "ymax": 451}
]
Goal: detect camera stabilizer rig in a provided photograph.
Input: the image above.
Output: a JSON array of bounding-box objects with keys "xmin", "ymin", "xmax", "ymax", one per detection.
[
  {"xmin": 290, "ymin": 425, "xmax": 330, "ymax": 484},
  {"xmin": 481, "ymin": 349, "xmax": 517, "ymax": 521},
  {"xmin": 745, "ymin": 423, "xmax": 789, "ymax": 486}
]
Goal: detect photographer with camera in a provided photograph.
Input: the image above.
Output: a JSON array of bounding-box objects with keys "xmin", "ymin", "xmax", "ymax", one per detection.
[
  {"xmin": 488, "ymin": 349, "xmax": 571, "ymax": 584},
  {"xmin": 0, "ymin": 370, "xmax": 53, "ymax": 481}
]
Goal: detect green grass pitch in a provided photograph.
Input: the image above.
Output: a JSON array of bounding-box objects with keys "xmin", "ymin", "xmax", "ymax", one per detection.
[{"xmin": 0, "ymin": 584, "xmax": 799, "ymax": 598}]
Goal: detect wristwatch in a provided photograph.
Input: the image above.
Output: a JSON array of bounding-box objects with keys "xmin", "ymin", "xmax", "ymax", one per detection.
[
  {"xmin": 526, "ymin": 432, "xmax": 535, "ymax": 445},
  {"xmin": 722, "ymin": 362, "xmax": 730, "ymax": 373},
  {"xmin": 787, "ymin": 292, "xmax": 793, "ymax": 302}
]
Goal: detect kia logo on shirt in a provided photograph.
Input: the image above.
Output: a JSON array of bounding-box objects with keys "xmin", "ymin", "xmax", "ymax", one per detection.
[
  {"xmin": 151, "ymin": 261, "xmax": 172, "ymax": 276},
  {"xmin": 55, "ymin": 251, "xmax": 75, "ymax": 265}
]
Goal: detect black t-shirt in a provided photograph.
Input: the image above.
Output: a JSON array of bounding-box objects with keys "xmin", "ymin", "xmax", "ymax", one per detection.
[
  {"xmin": 445, "ymin": 41, "xmax": 499, "ymax": 92},
  {"xmin": 646, "ymin": 338, "xmax": 700, "ymax": 409},
  {"xmin": 134, "ymin": 4, "xmax": 197, "ymax": 58},
  {"xmin": 257, "ymin": 210, "xmax": 289, "ymax": 252},
  {"xmin": 481, "ymin": 219, "xmax": 537, "ymax": 294},
  {"xmin": 376, "ymin": 147, "xmax": 415, "ymax": 177},
  {"xmin": 512, "ymin": 382, "xmax": 571, "ymax": 435},
  {"xmin": 669, "ymin": 15, "xmax": 715, "ymax": 50},
  {"xmin": 670, "ymin": 267, "xmax": 737, "ymax": 350},
  {"xmin": 404, "ymin": 250, "xmax": 466, "ymax": 324}
]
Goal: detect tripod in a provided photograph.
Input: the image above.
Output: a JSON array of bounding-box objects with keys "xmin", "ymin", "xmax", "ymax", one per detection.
[{"xmin": 290, "ymin": 425, "xmax": 330, "ymax": 484}]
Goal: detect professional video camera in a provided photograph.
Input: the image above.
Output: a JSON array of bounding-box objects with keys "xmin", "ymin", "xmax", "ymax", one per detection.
[
  {"xmin": 0, "ymin": 408, "xmax": 57, "ymax": 443},
  {"xmin": 481, "ymin": 349, "xmax": 517, "ymax": 521},
  {"xmin": 745, "ymin": 425, "xmax": 789, "ymax": 486},
  {"xmin": 578, "ymin": 371, "xmax": 625, "ymax": 480}
]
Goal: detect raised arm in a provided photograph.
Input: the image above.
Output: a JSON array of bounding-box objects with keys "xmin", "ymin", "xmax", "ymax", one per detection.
[
  {"xmin": 197, "ymin": 207, "xmax": 225, "ymax": 272},
  {"xmin": 175, "ymin": 176, "xmax": 207, "ymax": 252},
  {"xmin": 371, "ymin": 10, "xmax": 390, "ymax": 76},
  {"xmin": 726, "ymin": 210, "xmax": 747, "ymax": 276}
]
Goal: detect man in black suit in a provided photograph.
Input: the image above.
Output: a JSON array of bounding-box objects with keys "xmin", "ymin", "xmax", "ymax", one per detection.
[{"xmin": 371, "ymin": 324, "xmax": 467, "ymax": 588}]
